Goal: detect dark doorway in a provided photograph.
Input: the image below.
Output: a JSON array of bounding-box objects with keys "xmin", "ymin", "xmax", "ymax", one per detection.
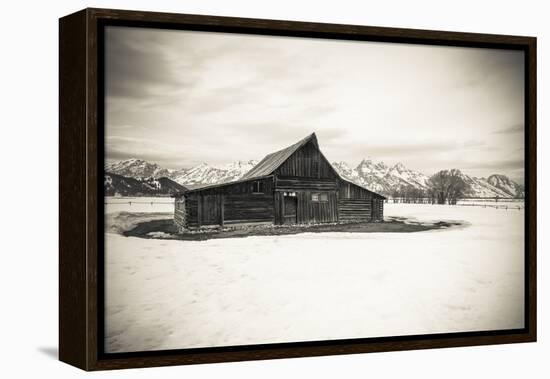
[
  {"xmin": 200, "ymin": 194, "xmax": 221, "ymax": 225},
  {"xmin": 283, "ymin": 195, "xmax": 297, "ymax": 224}
]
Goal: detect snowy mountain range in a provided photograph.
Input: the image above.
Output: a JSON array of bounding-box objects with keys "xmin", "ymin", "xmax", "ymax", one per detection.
[
  {"xmin": 105, "ymin": 158, "xmax": 524, "ymax": 198},
  {"xmin": 104, "ymin": 172, "xmax": 187, "ymax": 197},
  {"xmin": 170, "ymin": 160, "xmax": 259, "ymax": 187},
  {"xmin": 105, "ymin": 159, "xmax": 258, "ymax": 189},
  {"xmin": 105, "ymin": 159, "xmax": 172, "ymax": 179},
  {"xmin": 332, "ymin": 160, "xmax": 431, "ymax": 196},
  {"xmin": 333, "ymin": 160, "xmax": 524, "ymax": 198}
]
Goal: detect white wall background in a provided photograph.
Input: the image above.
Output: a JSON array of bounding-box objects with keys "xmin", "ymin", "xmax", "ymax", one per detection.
[{"xmin": 0, "ymin": 0, "xmax": 546, "ymax": 377}]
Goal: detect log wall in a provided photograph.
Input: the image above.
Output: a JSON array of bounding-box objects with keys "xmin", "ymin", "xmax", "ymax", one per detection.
[
  {"xmin": 372, "ymin": 198, "xmax": 384, "ymax": 221},
  {"xmin": 223, "ymin": 194, "xmax": 274, "ymax": 225},
  {"xmin": 181, "ymin": 177, "xmax": 276, "ymax": 228},
  {"xmin": 338, "ymin": 198, "xmax": 372, "ymax": 223},
  {"xmin": 337, "ymin": 178, "xmax": 385, "ymax": 223}
]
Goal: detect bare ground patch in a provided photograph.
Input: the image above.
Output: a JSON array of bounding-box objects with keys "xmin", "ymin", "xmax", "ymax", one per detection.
[{"xmin": 107, "ymin": 212, "xmax": 465, "ymax": 241}]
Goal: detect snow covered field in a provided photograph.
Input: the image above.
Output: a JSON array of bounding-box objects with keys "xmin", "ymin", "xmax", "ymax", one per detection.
[{"xmin": 104, "ymin": 197, "xmax": 525, "ymax": 353}]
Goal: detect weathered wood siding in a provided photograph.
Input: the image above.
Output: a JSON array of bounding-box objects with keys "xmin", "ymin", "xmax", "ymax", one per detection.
[
  {"xmin": 178, "ymin": 176, "xmax": 383, "ymax": 228},
  {"xmin": 187, "ymin": 177, "xmax": 274, "ymax": 196},
  {"xmin": 338, "ymin": 199, "xmax": 372, "ymax": 223},
  {"xmin": 174, "ymin": 196, "xmax": 187, "ymax": 230},
  {"xmin": 372, "ymin": 198, "xmax": 384, "ymax": 221},
  {"xmin": 182, "ymin": 177, "xmax": 275, "ymax": 228},
  {"xmin": 275, "ymin": 141, "xmax": 338, "ymax": 179},
  {"xmin": 275, "ymin": 190, "xmax": 338, "ymax": 224},
  {"xmin": 184, "ymin": 195, "xmax": 200, "ymax": 228},
  {"xmin": 200, "ymin": 194, "xmax": 223, "ymax": 225},
  {"xmin": 223, "ymin": 194, "xmax": 274, "ymax": 225},
  {"xmin": 274, "ymin": 192, "xmax": 283, "ymax": 225},
  {"xmin": 339, "ymin": 180, "xmax": 374, "ymax": 200},
  {"xmin": 297, "ymin": 191, "xmax": 338, "ymax": 224},
  {"xmin": 338, "ymin": 179, "xmax": 385, "ymax": 223},
  {"xmin": 276, "ymin": 176, "xmax": 338, "ymax": 191},
  {"xmin": 272, "ymin": 146, "xmax": 340, "ymax": 225}
]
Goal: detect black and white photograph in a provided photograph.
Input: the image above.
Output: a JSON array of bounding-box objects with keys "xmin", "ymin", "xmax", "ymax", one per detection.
[{"xmin": 103, "ymin": 25, "xmax": 526, "ymax": 354}]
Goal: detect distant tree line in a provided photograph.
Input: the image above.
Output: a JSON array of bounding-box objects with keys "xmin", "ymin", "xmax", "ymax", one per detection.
[
  {"xmin": 389, "ymin": 169, "xmax": 472, "ymax": 205},
  {"xmin": 389, "ymin": 185, "xmax": 429, "ymax": 204}
]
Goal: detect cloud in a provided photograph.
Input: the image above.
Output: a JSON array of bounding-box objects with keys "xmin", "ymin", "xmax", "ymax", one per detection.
[
  {"xmin": 494, "ymin": 123, "xmax": 524, "ymax": 134},
  {"xmin": 463, "ymin": 158, "xmax": 525, "ymax": 171},
  {"xmin": 105, "ymin": 27, "xmax": 191, "ymax": 101},
  {"xmin": 336, "ymin": 139, "xmax": 487, "ymax": 162},
  {"xmin": 104, "ymin": 27, "xmax": 525, "ymax": 181}
]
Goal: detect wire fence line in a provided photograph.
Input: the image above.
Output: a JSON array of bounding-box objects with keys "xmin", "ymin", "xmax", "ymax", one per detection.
[
  {"xmin": 387, "ymin": 197, "xmax": 524, "ymax": 203},
  {"xmin": 386, "ymin": 200, "xmax": 524, "ymax": 210},
  {"xmin": 450, "ymin": 203, "xmax": 523, "ymax": 210},
  {"xmin": 105, "ymin": 201, "xmax": 174, "ymax": 205}
]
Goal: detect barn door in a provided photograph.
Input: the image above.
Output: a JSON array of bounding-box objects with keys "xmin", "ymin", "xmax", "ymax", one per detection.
[
  {"xmin": 283, "ymin": 195, "xmax": 297, "ymax": 224},
  {"xmin": 201, "ymin": 194, "xmax": 221, "ymax": 225}
]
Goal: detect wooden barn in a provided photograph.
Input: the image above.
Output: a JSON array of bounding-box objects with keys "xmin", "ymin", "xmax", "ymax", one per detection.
[{"xmin": 174, "ymin": 133, "xmax": 385, "ymax": 230}]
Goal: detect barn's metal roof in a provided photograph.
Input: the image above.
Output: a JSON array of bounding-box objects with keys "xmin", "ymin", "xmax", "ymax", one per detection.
[
  {"xmin": 175, "ymin": 174, "xmax": 273, "ymax": 196},
  {"xmin": 241, "ymin": 133, "xmax": 319, "ymax": 180}
]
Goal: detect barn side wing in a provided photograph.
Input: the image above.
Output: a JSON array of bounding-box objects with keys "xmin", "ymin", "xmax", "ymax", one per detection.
[
  {"xmin": 176, "ymin": 177, "xmax": 276, "ymax": 228},
  {"xmin": 338, "ymin": 179, "xmax": 385, "ymax": 222}
]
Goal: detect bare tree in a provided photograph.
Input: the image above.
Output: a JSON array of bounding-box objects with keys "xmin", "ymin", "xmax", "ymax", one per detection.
[
  {"xmin": 390, "ymin": 188, "xmax": 401, "ymax": 203},
  {"xmin": 427, "ymin": 169, "xmax": 470, "ymax": 205}
]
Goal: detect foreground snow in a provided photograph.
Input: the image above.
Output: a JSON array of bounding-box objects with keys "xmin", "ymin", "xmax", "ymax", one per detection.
[{"xmin": 105, "ymin": 201, "xmax": 524, "ymax": 353}]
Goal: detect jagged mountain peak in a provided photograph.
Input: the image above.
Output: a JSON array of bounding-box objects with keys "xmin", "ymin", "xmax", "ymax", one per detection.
[
  {"xmin": 488, "ymin": 173, "xmax": 512, "ymax": 184},
  {"xmin": 391, "ymin": 162, "xmax": 407, "ymax": 172},
  {"xmin": 487, "ymin": 174, "xmax": 524, "ymax": 197},
  {"xmin": 168, "ymin": 159, "xmax": 258, "ymax": 187},
  {"xmin": 216, "ymin": 160, "xmax": 259, "ymax": 170},
  {"xmin": 333, "ymin": 160, "xmax": 350, "ymax": 167},
  {"xmin": 358, "ymin": 158, "xmax": 373, "ymax": 165}
]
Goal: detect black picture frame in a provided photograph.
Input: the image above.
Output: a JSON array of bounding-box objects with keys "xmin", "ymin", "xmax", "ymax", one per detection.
[{"xmin": 59, "ymin": 8, "xmax": 537, "ymax": 371}]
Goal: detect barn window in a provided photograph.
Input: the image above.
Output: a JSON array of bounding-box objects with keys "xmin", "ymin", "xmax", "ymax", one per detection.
[
  {"xmin": 252, "ymin": 181, "xmax": 264, "ymax": 194},
  {"xmin": 312, "ymin": 192, "xmax": 328, "ymax": 202}
]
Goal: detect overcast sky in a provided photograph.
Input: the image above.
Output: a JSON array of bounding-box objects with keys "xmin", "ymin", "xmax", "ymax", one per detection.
[{"xmin": 105, "ymin": 26, "xmax": 525, "ymax": 183}]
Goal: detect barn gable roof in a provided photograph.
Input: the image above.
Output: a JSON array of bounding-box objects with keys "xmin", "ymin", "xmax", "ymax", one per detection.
[
  {"xmin": 241, "ymin": 133, "xmax": 319, "ymax": 180},
  {"xmin": 175, "ymin": 132, "xmax": 386, "ymax": 199}
]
